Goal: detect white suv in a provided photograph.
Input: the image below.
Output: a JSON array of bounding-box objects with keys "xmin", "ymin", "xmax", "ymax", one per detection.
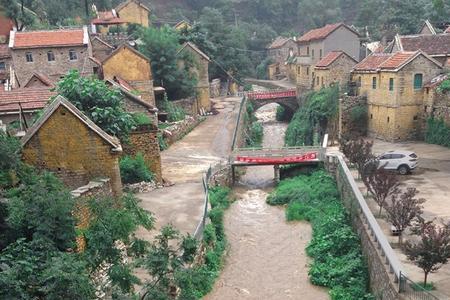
[{"xmin": 377, "ymin": 150, "xmax": 418, "ymax": 175}]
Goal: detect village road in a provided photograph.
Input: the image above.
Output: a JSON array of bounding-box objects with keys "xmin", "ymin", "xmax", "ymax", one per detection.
[{"xmin": 136, "ymin": 96, "xmax": 241, "ymax": 238}]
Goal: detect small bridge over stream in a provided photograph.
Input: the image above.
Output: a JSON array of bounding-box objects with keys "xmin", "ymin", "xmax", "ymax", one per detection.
[{"xmin": 245, "ymin": 89, "xmax": 298, "ymax": 112}]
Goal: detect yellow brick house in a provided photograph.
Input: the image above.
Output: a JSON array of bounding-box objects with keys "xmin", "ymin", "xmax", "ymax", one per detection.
[
  {"xmin": 313, "ymin": 51, "xmax": 357, "ymax": 91},
  {"xmin": 115, "ymin": 0, "xmax": 151, "ymax": 28},
  {"xmin": 352, "ymin": 51, "xmax": 442, "ymax": 141}
]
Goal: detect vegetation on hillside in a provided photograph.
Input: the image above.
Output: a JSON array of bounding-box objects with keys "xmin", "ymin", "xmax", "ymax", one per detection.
[
  {"xmin": 244, "ymin": 102, "xmax": 263, "ymax": 148},
  {"xmin": 425, "ymin": 118, "xmax": 450, "ymax": 148},
  {"xmin": 285, "ymin": 86, "xmax": 338, "ymax": 146},
  {"xmin": 267, "ymin": 170, "xmax": 374, "ymax": 300}
]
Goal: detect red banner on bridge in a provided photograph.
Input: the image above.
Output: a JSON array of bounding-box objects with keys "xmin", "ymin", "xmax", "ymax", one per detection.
[
  {"xmin": 236, "ymin": 152, "xmax": 318, "ymax": 165},
  {"xmin": 247, "ymin": 89, "xmax": 297, "ymax": 100}
]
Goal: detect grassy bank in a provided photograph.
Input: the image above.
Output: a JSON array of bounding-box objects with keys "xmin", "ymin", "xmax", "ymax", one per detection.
[
  {"xmin": 176, "ymin": 187, "xmax": 231, "ymax": 299},
  {"xmin": 244, "ymin": 102, "xmax": 263, "ymax": 148},
  {"xmin": 267, "ymin": 170, "xmax": 374, "ymax": 300}
]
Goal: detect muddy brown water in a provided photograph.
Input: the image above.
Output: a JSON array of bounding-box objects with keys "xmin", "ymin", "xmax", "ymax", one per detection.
[{"xmin": 204, "ymin": 104, "xmax": 328, "ymax": 300}]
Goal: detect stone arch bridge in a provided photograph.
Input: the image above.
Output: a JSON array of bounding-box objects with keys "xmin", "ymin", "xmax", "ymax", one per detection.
[{"xmin": 246, "ymin": 89, "xmax": 298, "ymax": 113}]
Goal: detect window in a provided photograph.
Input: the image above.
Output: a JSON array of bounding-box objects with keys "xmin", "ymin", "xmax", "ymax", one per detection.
[
  {"xmin": 69, "ymin": 49, "xmax": 78, "ymax": 61},
  {"xmin": 413, "ymin": 115, "xmax": 418, "ymax": 121},
  {"xmin": 319, "ymin": 49, "xmax": 323, "ymax": 59},
  {"xmin": 321, "ymin": 77, "xmax": 324, "ymax": 86},
  {"xmin": 372, "ymin": 77, "xmax": 377, "ymax": 89},
  {"xmin": 312, "ymin": 49, "xmax": 315, "ymax": 59},
  {"xmin": 387, "ymin": 117, "xmax": 390, "ymax": 123},
  {"xmin": 25, "ymin": 52, "xmax": 33, "ymax": 62},
  {"xmin": 358, "ymin": 76, "xmax": 362, "ymax": 87},
  {"xmin": 316, "ymin": 77, "xmax": 319, "ymax": 85},
  {"xmin": 414, "ymin": 73, "xmax": 423, "ymax": 90},
  {"xmin": 306, "ymin": 67, "xmax": 309, "ymax": 75},
  {"xmin": 370, "ymin": 114, "xmax": 373, "ymax": 119},
  {"xmin": 0, "ymin": 62, "xmax": 5, "ymax": 70},
  {"xmin": 306, "ymin": 46, "xmax": 310, "ymax": 56},
  {"xmin": 47, "ymin": 51, "xmax": 55, "ymax": 62},
  {"xmin": 389, "ymin": 78, "xmax": 394, "ymax": 91}
]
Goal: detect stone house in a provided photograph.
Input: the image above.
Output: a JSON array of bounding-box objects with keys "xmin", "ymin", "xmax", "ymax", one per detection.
[
  {"xmin": 91, "ymin": 10, "xmax": 126, "ymax": 35},
  {"xmin": 266, "ymin": 37, "xmax": 297, "ymax": 79},
  {"xmin": 177, "ymin": 42, "xmax": 211, "ymax": 112},
  {"xmin": 116, "ymin": 0, "xmax": 150, "ymax": 28},
  {"xmin": 102, "ymin": 43, "xmax": 155, "ymax": 106},
  {"xmin": 24, "ymin": 73, "xmax": 55, "ymax": 88},
  {"xmin": 351, "ymin": 50, "xmax": 442, "ymax": 141},
  {"xmin": 288, "ymin": 56, "xmax": 314, "ymax": 94},
  {"xmin": 313, "ymin": 51, "xmax": 357, "ymax": 91},
  {"xmin": 0, "ymin": 44, "xmax": 11, "ymax": 87},
  {"xmin": 0, "ymin": 87, "xmax": 54, "ymax": 126},
  {"xmin": 21, "ymin": 95, "xmax": 123, "ymax": 195},
  {"xmin": 174, "ymin": 20, "xmax": 192, "ymax": 31},
  {"xmin": 91, "ymin": 36, "xmax": 114, "ymax": 62},
  {"xmin": 388, "ymin": 33, "xmax": 450, "ymax": 66},
  {"xmin": 8, "ymin": 27, "xmax": 94, "ymax": 88},
  {"xmin": 418, "ymin": 20, "xmax": 437, "ymax": 35},
  {"xmin": 297, "ymin": 23, "xmax": 360, "ymax": 66}
]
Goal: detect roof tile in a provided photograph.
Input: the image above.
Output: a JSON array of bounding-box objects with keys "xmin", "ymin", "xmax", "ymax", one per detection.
[
  {"xmin": 353, "ymin": 53, "xmax": 392, "ymax": 71},
  {"xmin": 12, "ymin": 29, "xmax": 86, "ymax": 49},
  {"xmin": 400, "ymin": 34, "xmax": 450, "ymax": 56},
  {"xmin": 315, "ymin": 51, "xmax": 354, "ymax": 68},
  {"xmin": 0, "ymin": 44, "xmax": 10, "ymax": 59},
  {"xmin": 298, "ymin": 23, "xmax": 358, "ymax": 43},
  {"xmin": 0, "ymin": 88, "xmax": 55, "ymax": 113},
  {"xmin": 378, "ymin": 51, "xmax": 417, "ymax": 69}
]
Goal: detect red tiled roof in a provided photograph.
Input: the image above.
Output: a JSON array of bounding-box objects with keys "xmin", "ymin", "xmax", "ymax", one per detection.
[
  {"xmin": 11, "ymin": 29, "xmax": 86, "ymax": 49},
  {"xmin": 378, "ymin": 51, "xmax": 417, "ymax": 69},
  {"xmin": 0, "ymin": 44, "xmax": 10, "ymax": 59},
  {"xmin": 0, "ymin": 88, "xmax": 55, "ymax": 113},
  {"xmin": 315, "ymin": 51, "xmax": 357, "ymax": 68},
  {"xmin": 399, "ymin": 34, "xmax": 450, "ymax": 56},
  {"xmin": 353, "ymin": 53, "xmax": 391, "ymax": 71},
  {"xmin": 298, "ymin": 23, "xmax": 358, "ymax": 43},
  {"xmin": 267, "ymin": 37, "xmax": 293, "ymax": 49},
  {"xmin": 92, "ymin": 11, "xmax": 126, "ymax": 25},
  {"xmin": 24, "ymin": 73, "xmax": 55, "ymax": 88}
]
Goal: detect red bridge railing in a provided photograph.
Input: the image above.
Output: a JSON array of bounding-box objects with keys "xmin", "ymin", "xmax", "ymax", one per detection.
[{"xmin": 247, "ymin": 89, "xmax": 297, "ymax": 100}]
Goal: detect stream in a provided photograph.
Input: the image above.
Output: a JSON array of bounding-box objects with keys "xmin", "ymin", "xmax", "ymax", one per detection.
[{"xmin": 204, "ymin": 104, "xmax": 328, "ymax": 300}]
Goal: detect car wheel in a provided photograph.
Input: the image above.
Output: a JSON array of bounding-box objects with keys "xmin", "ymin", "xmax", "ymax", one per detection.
[{"xmin": 398, "ymin": 165, "xmax": 409, "ymax": 175}]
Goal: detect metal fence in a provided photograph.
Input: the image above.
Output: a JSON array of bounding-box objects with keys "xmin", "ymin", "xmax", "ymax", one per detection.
[
  {"xmin": 399, "ymin": 272, "xmax": 440, "ymax": 300},
  {"xmin": 193, "ymin": 166, "xmax": 212, "ymax": 240}
]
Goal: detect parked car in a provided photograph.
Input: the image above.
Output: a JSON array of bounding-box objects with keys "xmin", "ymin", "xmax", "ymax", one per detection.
[{"xmin": 377, "ymin": 150, "xmax": 418, "ymax": 175}]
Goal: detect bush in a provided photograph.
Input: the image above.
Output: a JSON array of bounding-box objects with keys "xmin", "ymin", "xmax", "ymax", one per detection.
[
  {"xmin": 119, "ymin": 154, "xmax": 154, "ymax": 184},
  {"xmin": 425, "ymin": 118, "xmax": 450, "ymax": 147},
  {"xmin": 268, "ymin": 170, "xmax": 373, "ymax": 300},
  {"xmin": 161, "ymin": 94, "xmax": 186, "ymax": 122},
  {"xmin": 132, "ymin": 113, "xmax": 153, "ymax": 126},
  {"xmin": 256, "ymin": 57, "xmax": 273, "ymax": 79}
]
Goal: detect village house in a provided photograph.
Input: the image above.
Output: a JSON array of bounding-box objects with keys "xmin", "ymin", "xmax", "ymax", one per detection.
[
  {"xmin": 313, "ymin": 51, "xmax": 357, "ymax": 91},
  {"xmin": 91, "ymin": 36, "xmax": 114, "ymax": 62},
  {"xmin": 21, "ymin": 95, "xmax": 123, "ymax": 195},
  {"xmin": 0, "ymin": 87, "xmax": 54, "ymax": 127},
  {"xmin": 174, "ymin": 20, "xmax": 192, "ymax": 31},
  {"xmin": 418, "ymin": 20, "xmax": 437, "ymax": 35},
  {"xmin": 0, "ymin": 44, "xmax": 11, "ymax": 87},
  {"xmin": 297, "ymin": 23, "xmax": 360, "ymax": 66},
  {"xmin": 115, "ymin": 0, "xmax": 151, "ymax": 28},
  {"xmin": 351, "ymin": 50, "xmax": 442, "ymax": 141},
  {"xmin": 91, "ymin": 10, "xmax": 126, "ymax": 35},
  {"xmin": 8, "ymin": 27, "xmax": 94, "ymax": 88},
  {"xmin": 423, "ymin": 74, "xmax": 450, "ymax": 127},
  {"xmin": 266, "ymin": 36, "xmax": 297, "ymax": 79},
  {"xmin": 388, "ymin": 33, "xmax": 450, "ymax": 66},
  {"xmin": 287, "ymin": 56, "xmax": 314, "ymax": 93},
  {"xmin": 101, "ymin": 43, "xmax": 155, "ymax": 106},
  {"xmin": 177, "ymin": 42, "xmax": 211, "ymax": 112}
]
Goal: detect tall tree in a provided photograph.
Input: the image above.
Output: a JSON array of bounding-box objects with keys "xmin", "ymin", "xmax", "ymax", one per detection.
[{"xmin": 0, "ymin": 0, "xmax": 36, "ymax": 30}]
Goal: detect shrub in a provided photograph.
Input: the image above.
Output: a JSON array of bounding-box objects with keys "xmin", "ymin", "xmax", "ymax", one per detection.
[
  {"xmin": 268, "ymin": 170, "xmax": 373, "ymax": 300},
  {"xmin": 132, "ymin": 113, "xmax": 152, "ymax": 126},
  {"xmin": 119, "ymin": 154, "xmax": 154, "ymax": 184},
  {"xmin": 425, "ymin": 118, "xmax": 450, "ymax": 147}
]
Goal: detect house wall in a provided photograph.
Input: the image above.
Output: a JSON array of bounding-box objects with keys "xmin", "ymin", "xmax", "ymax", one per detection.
[
  {"xmin": 102, "ymin": 46, "xmax": 155, "ymax": 106},
  {"xmin": 313, "ymin": 55, "xmax": 356, "ymax": 91},
  {"xmin": 11, "ymin": 45, "xmax": 93, "ymax": 86},
  {"xmin": 267, "ymin": 40, "xmax": 297, "ymax": 76},
  {"xmin": 0, "ymin": 56, "xmax": 11, "ymax": 82},
  {"xmin": 22, "ymin": 105, "xmax": 123, "ymax": 195},
  {"xmin": 117, "ymin": 1, "xmax": 149, "ymax": 27},
  {"xmin": 324, "ymin": 27, "xmax": 360, "ymax": 62},
  {"xmin": 355, "ymin": 55, "xmax": 441, "ymax": 140},
  {"xmin": 91, "ymin": 38, "xmax": 113, "ymax": 62}
]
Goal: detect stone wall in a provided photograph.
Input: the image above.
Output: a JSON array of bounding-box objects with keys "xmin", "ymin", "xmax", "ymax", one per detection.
[
  {"xmin": 210, "ymin": 79, "xmax": 221, "ymax": 98},
  {"xmin": 425, "ymin": 90, "xmax": 450, "ymax": 126},
  {"xmin": 11, "ymin": 45, "xmax": 93, "ymax": 86},
  {"xmin": 122, "ymin": 125, "xmax": 162, "ymax": 182},
  {"xmin": 162, "ymin": 116, "xmax": 203, "ymax": 147},
  {"xmin": 340, "ymin": 95, "xmax": 367, "ymax": 137},
  {"xmin": 171, "ymin": 97, "xmax": 198, "ymax": 116},
  {"xmin": 327, "ymin": 156, "xmax": 406, "ymax": 300}
]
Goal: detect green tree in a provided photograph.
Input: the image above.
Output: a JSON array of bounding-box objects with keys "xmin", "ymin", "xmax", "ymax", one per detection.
[
  {"xmin": 0, "ymin": 132, "xmax": 21, "ymax": 188},
  {"xmin": 0, "ymin": 0, "xmax": 37, "ymax": 30},
  {"xmin": 55, "ymin": 70, "xmax": 135, "ymax": 140},
  {"xmin": 139, "ymin": 26, "xmax": 197, "ymax": 100}
]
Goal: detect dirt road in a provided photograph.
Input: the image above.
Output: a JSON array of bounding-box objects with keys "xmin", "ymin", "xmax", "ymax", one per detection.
[{"xmin": 204, "ymin": 104, "xmax": 328, "ymax": 300}]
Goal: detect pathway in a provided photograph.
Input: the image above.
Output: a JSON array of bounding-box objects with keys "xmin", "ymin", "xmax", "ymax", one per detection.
[
  {"xmin": 136, "ymin": 96, "xmax": 241, "ymax": 239},
  {"xmin": 204, "ymin": 104, "xmax": 328, "ymax": 300}
]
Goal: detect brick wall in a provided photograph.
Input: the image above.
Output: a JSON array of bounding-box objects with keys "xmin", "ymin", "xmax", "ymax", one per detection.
[
  {"xmin": 210, "ymin": 79, "xmax": 221, "ymax": 98},
  {"xmin": 22, "ymin": 105, "xmax": 123, "ymax": 195},
  {"xmin": 162, "ymin": 116, "xmax": 203, "ymax": 147},
  {"xmin": 122, "ymin": 125, "xmax": 162, "ymax": 182},
  {"xmin": 117, "ymin": 1, "xmax": 149, "ymax": 27},
  {"xmin": 91, "ymin": 38, "xmax": 113, "ymax": 62},
  {"xmin": 129, "ymin": 80, "xmax": 155, "ymax": 107},
  {"xmin": 11, "ymin": 45, "xmax": 93, "ymax": 86},
  {"xmin": 313, "ymin": 55, "xmax": 355, "ymax": 91}
]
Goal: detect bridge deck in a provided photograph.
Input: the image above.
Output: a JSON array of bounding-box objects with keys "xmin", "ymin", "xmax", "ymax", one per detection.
[
  {"xmin": 246, "ymin": 89, "xmax": 297, "ymax": 100},
  {"xmin": 230, "ymin": 146, "xmax": 324, "ymax": 166}
]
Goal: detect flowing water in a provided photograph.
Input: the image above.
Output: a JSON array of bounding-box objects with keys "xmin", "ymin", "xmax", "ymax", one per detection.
[{"xmin": 204, "ymin": 104, "xmax": 328, "ymax": 300}]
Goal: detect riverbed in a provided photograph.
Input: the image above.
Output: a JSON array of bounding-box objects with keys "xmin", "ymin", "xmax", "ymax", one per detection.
[{"xmin": 204, "ymin": 104, "xmax": 328, "ymax": 300}]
